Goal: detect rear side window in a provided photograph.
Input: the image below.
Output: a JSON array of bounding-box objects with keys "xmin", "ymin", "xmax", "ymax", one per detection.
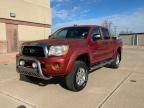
[{"xmin": 101, "ymin": 28, "xmax": 110, "ymax": 39}]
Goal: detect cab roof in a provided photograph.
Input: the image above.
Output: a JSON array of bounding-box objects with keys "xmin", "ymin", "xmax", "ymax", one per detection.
[{"xmin": 61, "ymin": 25, "xmax": 107, "ymax": 29}]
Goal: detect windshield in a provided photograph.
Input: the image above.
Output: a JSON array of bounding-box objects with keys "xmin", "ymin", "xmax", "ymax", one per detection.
[{"xmin": 52, "ymin": 27, "xmax": 90, "ymax": 39}]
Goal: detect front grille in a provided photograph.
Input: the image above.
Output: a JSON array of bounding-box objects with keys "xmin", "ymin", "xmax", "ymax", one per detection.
[{"xmin": 22, "ymin": 46, "xmax": 45, "ymax": 57}]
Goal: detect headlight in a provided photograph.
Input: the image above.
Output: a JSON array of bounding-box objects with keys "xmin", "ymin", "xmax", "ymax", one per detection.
[{"xmin": 48, "ymin": 45, "xmax": 69, "ymax": 56}]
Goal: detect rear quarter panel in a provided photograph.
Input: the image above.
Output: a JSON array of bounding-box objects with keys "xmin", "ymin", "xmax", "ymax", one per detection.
[{"xmin": 112, "ymin": 38, "xmax": 123, "ymax": 58}]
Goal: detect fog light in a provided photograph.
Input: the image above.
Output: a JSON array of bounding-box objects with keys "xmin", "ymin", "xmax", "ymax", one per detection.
[
  {"xmin": 32, "ymin": 62, "xmax": 38, "ymax": 68},
  {"xmin": 19, "ymin": 60, "xmax": 25, "ymax": 66}
]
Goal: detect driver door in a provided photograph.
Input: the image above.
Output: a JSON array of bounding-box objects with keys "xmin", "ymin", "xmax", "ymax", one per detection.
[{"xmin": 89, "ymin": 27, "xmax": 104, "ymax": 64}]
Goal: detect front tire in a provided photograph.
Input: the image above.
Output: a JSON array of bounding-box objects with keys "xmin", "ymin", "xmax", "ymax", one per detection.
[{"xmin": 65, "ymin": 61, "xmax": 88, "ymax": 92}]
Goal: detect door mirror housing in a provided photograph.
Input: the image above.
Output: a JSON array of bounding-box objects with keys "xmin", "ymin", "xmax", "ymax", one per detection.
[
  {"xmin": 48, "ymin": 35, "xmax": 53, "ymax": 39},
  {"xmin": 93, "ymin": 34, "xmax": 101, "ymax": 41}
]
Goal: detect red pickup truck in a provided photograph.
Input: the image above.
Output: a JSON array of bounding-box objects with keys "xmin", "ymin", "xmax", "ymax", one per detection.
[{"xmin": 16, "ymin": 25, "xmax": 122, "ymax": 91}]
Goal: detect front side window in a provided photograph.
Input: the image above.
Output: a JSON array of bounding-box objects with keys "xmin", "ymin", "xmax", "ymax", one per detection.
[
  {"xmin": 92, "ymin": 27, "xmax": 101, "ymax": 41},
  {"xmin": 52, "ymin": 27, "xmax": 90, "ymax": 39}
]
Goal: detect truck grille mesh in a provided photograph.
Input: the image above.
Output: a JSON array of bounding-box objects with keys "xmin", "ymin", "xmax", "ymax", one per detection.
[{"xmin": 22, "ymin": 46, "xmax": 45, "ymax": 57}]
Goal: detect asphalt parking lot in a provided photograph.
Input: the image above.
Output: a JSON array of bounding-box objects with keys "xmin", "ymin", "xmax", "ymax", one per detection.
[{"xmin": 0, "ymin": 47, "xmax": 144, "ymax": 108}]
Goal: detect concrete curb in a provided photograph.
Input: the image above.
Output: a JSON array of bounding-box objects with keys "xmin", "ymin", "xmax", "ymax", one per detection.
[
  {"xmin": 124, "ymin": 45, "xmax": 144, "ymax": 49},
  {"xmin": 0, "ymin": 57, "xmax": 16, "ymax": 62},
  {"xmin": 0, "ymin": 52, "xmax": 17, "ymax": 62}
]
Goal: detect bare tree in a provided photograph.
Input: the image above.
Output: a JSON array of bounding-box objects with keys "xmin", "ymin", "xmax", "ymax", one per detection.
[{"xmin": 101, "ymin": 20, "xmax": 112, "ymax": 31}]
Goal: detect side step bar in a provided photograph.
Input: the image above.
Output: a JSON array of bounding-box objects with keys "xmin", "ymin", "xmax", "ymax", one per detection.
[{"xmin": 90, "ymin": 59, "xmax": 114, "ymax": 71}]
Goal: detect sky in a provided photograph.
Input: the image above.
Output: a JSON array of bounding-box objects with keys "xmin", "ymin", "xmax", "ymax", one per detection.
[{"xmin": 51, "ymin": 0, "xmax": 144, "ymax": 33}]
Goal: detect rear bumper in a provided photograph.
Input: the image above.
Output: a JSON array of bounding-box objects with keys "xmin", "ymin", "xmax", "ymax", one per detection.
[{"xmin": 16, "ymin": 56, "xmax": 52, "ymax": 80}]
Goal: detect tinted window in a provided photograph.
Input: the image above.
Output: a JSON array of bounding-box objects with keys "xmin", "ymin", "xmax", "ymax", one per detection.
[
  {"xmin": 57, "ymin": 29, "xmax": 68, "ymax": 38},
  {"xmin": 92, "ymin": 27, "xmax": 101, "ymax": 40},
  {"xmin": 52, "ymin": 27, "xmax": 90, "ymax": 39},
  {"xmin": 102, "ymin": 28, "xmax": 110, "ymax": 39}
]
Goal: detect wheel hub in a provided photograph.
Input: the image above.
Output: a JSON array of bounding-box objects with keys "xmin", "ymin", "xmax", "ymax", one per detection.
[
  {"xmin": 116, "ymin": 54, "xmax": 120, "ymax": 65},
  {"xmin": 76, "ymin": 67, "xmax": 86, "ymax": 86}
]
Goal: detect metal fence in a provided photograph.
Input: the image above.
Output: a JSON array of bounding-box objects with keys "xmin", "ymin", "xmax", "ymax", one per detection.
[{"xmin": 119, "ymin": 33, "xmax": 144, "ymax": 46}]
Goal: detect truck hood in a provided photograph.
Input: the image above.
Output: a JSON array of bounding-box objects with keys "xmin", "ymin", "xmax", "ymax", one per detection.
[{"xmin": 24, "ymin": 39, "xmax": 87, "ymax": 46}]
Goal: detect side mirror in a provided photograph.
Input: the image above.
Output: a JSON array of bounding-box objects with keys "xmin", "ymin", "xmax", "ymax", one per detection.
[
  {"xmin": 93, "ymin": 34, "xmax": 101, "ymax": 41},
  {"xmin": 48, "ymin": 35, "xmax": 52, "ymax": 39}
]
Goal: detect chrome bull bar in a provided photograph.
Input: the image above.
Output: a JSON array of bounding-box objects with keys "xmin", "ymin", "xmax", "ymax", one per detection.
[{"xmin": 16, "ymin": 56, "xmax": 52, "ymax": 80}]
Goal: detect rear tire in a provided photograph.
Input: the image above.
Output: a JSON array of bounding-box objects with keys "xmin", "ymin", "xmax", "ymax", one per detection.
[
  {"xmin": 65, "ymin": 61, "xmax": 88, "ymax": 92},
  {"xmin": 109, "ymin": 53, "xmax": 121, "ymax": 69}
]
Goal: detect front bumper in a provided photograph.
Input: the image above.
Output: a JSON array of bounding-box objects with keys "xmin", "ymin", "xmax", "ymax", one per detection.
[{"xmin": 16, "ymin": 56, "xmax": 52, "ymax": 80}]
